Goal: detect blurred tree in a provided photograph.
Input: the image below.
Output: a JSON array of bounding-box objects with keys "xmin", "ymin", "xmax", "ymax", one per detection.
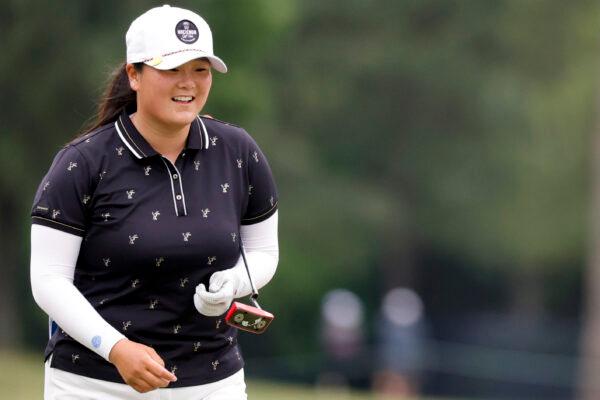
[
  {"xmin": 579, "ymin": 51, "xmax": 600, "ymax": 400},
  {"xmin": 265, "ymin": 0, "xmax": 599, "ymax": 369},
  {"xmin": 288, "ymin": 0, "xmax": 593, "ymax": 284}
]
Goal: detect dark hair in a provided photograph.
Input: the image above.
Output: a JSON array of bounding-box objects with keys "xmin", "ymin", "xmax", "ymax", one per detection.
[{"xmin": 79, "ymin": 62, "xmax": 143, "ymax": 136}]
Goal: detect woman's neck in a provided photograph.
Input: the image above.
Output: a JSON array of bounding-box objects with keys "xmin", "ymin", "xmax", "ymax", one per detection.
[{"xmin": 130, "ymin": 112, "xmax": 188, "ymax": 164}]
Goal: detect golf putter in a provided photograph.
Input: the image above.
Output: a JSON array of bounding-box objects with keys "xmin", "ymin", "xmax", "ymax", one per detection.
[{"xmin": 225, "ymin": 243, "xmax": 274, "ymax": 334}]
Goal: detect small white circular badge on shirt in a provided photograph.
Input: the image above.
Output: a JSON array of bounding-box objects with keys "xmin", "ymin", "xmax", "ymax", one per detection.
[{"xmin": 175, "ymin": 20, "xmax": 199, "ymax": 43}]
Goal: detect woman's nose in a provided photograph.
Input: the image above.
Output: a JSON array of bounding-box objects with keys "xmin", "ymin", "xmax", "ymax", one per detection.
[{"xmin": 177, "ymin": 71, "xmax": 196, "ymax": 89}]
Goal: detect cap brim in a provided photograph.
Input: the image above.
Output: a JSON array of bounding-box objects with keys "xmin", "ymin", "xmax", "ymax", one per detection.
[{"xmin": 145, "ymin": 51, "xmax": 227, "ymax": 73}]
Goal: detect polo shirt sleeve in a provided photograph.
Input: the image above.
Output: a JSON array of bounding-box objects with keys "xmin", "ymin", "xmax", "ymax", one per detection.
[
  {"xmin": 31, "ymin": 145, "xmax": 92, "ymax": 237},
  {"xmin": 241, "ymin": 140, "xmax": 279, "ymax": 225}
]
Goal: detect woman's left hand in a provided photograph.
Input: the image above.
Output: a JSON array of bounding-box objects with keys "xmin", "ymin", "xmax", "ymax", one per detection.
[{"xmin": 193, "ymin": 270, "xmax": 240, "ymax": 316}]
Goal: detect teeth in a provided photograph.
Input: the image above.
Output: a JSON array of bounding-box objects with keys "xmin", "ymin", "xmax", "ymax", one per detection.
[{"xmin": 173, "ymin": 96, "xmax": 193, "ymax": 102}]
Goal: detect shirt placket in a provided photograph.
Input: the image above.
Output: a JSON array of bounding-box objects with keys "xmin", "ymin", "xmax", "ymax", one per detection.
[{"xmin": 160, "ymin": 156, "xmax": 188, "ymax": 217}]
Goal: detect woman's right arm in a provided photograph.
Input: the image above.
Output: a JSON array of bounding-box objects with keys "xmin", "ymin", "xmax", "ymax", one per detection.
[{"xmin": 30, "ymin": 224, "xmax": 176, "ymax": 392}]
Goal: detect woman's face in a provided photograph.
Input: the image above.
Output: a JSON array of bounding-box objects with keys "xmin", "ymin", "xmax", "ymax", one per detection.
[{"xmin": 127, "ymin": 58, "xmax": 212, "ymax": 129}]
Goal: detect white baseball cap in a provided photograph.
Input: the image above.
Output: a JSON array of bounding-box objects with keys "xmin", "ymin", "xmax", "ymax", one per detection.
[{"xmin": 126, "ymin": 5, "xmax": 227, "ymax": 73}]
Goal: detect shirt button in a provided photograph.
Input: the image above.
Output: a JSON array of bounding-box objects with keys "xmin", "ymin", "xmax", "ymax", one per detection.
[
  {"xmin": 176, "ymin": 195, "xmax": 182, "ymax": 200},
  {"xmin": 173, "ymin": 174, "xmax": 178, "ymax": 180},
  {"xmin": 181, "ymin": 152, "xmax": 186, "ymax": 157}
]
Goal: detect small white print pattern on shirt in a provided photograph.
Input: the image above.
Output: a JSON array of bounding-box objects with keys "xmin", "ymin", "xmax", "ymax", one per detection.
[
  {"xmin": 149, "ymin": 299, "xmax": 158, "ymax": 309},
  {"xmin": 221, "ymin": 183, "xmax": 229, "ymax": 193},
  {"xmin": 52, "ymin": 209, "xmax": 60, "ymax": 219},
  {"xmin": 210, "ymin": 136, "xmax": 218, "ymax": 146},
  {"xmin": 144, "ymin": 166, "xmax": 152, "ymax": 176},
  {"xmin": 129, "ymin": 234, "xmax": 139, "ymax": 245},
  {"xmin": 101, "ymin": 212, "xmax": 111, "ymax": 222},
  {"xmin": 99, "ymin": 171, "xmax": 107, "ymax": 180},
  {"xmin": 182, "ymin": 232, "xmax": 192, "ymax": 242},
  {"xmin": 231, "ymin": 233, "xmax": 237, "ymax": 243},
  {"xmin": 152, "ymin": 210, "xmax": 160, "ymax": 221},
  {"xmin": 131, "ymin": 279, "xmax": 140, "ymax": 288},
  {"xmin": 249, "ymin": 185, "xmax": 253, "ymax": 195},
  {"xmin": 126, "ymin": 189, "xmax": 135, "ymax": 199},
  {"xmin": 180, "ymin": 277, "xmax": 189, "ymax": 288},
  {"xmin": 212, "ymin": 360, "xmax": 220, "ymax": 371},
  {"xmin": 194, "ymin": 160, "xmax": 201, "ymax": 171},
  {"xmin": 82, "ymin": 195, "xmax": 91, "ymax": 205},
  {"xmin": 67, "ymin": 162, "xmax": 78, "ymax": 171},
  {"xmin": 173, "ymin": 324, "xmax": 181, "ymax": 334},
  {"xmin": 116, "ymin": 146, "xmax": 124, "ymax": 156},
  {"xmin": 122, "ymin": 321, "xmax": 132, "ymax": 331},
  {"xmin": 270, "ymin": 196, "xmax": 275, "ymax": 207},
  {"xmin": 227, "ymin": 336, "xmax": 234, "ymax": 345},
  {"xmin": 201, "ymin": 208, "xmax": 210, "ymax": 218},
  {"xmin": 103, "ymin": 258, "xmax": 111, "ymax": 267},
  {"xmin": 193, "ymin": 342, "xmax": 201, "ymax": 352},
  {"xmin": 207, "ymin": 256, "xmax": 216, "ymax": 265},
  {"xmin": 155, "ymin": 257, "xmax": 165, "ymax": 267},
  {"xmin": 43, "ymin": 181, "xmax": 50, "ymax": 191},
  {"xmin": 170, "ymin": 366, "xmax": 178, "ymax": 376},
  {"xmin": 237, "ymin": 159, "xmax": 243, "ymax": 168},
  {"xmin": 216, "ymin": 319, "xmax": 222, "ymax": 329},
  {"xmin": 71, "ymin": 354, "xmax": 79, "ymax": 364},
  {"xmin": 252, "ymin": 151, "xmax": 259, "ymax": 163}
]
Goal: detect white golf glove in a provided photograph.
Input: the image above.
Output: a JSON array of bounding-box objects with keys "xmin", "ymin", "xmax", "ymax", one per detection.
[{"xmin": 194, "ymin": 269, "xmax": 245, "ymax": 317}]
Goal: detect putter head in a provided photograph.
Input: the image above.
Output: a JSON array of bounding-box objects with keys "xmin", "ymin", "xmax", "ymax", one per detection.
[{"xmin": 225, "ymin": 302, "xmax": 274, "ymax": 334}]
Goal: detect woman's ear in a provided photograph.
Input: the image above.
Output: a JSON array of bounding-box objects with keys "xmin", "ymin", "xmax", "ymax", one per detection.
[{"xmin": 125, "ymin": 64, "xmax": 140, "ymax": 91}]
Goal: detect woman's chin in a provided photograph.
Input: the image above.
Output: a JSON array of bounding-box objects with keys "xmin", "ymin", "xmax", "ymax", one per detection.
[{"xmin": 167, "ymin": 110, "xmax": 202, "ymax": 126}]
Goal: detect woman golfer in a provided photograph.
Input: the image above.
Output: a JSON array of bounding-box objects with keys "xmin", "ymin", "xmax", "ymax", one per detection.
[{"xmin": 30, "ymin": 5, "xmax": 279, "ymax": 399}]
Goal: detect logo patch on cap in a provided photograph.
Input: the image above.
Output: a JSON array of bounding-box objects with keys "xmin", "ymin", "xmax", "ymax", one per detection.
[
  {"xmin": 148, "ymin": 56, "xmax": 163, "ymax": 66},
  {"xmin": 175, "ymin": 20, "xmax": 199, "ymax": 44}
]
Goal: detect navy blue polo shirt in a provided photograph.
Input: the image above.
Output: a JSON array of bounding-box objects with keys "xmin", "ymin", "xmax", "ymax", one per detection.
[{"xmin": 30, "ymin": 111, "xmax": 278, "ymax": 386}]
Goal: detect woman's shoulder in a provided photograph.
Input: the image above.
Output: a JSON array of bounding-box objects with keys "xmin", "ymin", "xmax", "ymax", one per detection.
[
  {"xmin": 67, "ymin": 122, "xmax": 116, "ymax": 149},
  {"xmin": 199, "ymin": 115, "xmax": 258, "ymax": 148},
  {"xmin": 199, "ymin": 115, "xmax": 241, "ymax": 129},
  {"xmin": 200, "ymin": 115, "xmax": 250, "ymax": 138},
  {"xmin": 50, "ymin": 122, "xmax": 117, "ymax": 169}
]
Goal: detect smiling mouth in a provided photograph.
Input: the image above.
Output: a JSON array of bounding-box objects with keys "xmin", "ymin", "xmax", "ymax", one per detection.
[{"xmin": 172, "ymin": 96, "xmax": 194, "ymax": 103}]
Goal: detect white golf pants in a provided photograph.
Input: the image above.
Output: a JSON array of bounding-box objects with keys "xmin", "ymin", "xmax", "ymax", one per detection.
[{"xmin": 44, "ymin": 357, "xmax": 247, "ymax": 400}]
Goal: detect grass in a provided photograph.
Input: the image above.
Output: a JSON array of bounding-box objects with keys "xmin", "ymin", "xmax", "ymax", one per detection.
[
  {"xmin": 0, "ymin": 350, "xmax": 433, "ymax": 400},
  {"xmin": 248, "ymin": 380, "xmax": 411, "ymax": 400},
  {"xmin": 1, "ymin": 350, "xmax": 44, "ymax": 400}
]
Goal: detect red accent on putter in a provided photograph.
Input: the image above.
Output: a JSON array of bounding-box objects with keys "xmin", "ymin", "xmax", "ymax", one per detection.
[{"xmin": 225, "ymin": 302, "xmax": 274, "ymax": 334}]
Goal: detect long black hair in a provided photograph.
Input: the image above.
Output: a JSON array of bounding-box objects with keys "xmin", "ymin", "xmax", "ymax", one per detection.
[{"xmin": 79, "ymin": 62, "xmax": 143, "ymax": 136}]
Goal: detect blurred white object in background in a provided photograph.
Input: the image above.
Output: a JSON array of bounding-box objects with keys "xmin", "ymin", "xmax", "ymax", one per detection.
[
  {"xmin": 382, "ymin": 287, "xmax": 424, "ymax": 327},
  {"xmin": 374, "ymin": 287, "xmax": 427, "ymax": 398},
  {"xmin": 322, "ymin": 289, "xmax": 365, "ymax": 330},
  {"xmin": 317, "ymin": 289, "xmax": 366, "ymax": 390}
]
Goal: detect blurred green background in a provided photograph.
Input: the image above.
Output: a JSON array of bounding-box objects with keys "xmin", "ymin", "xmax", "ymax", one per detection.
[{"xmin": 2, "ymin": 0, "xmax": 600, "ymax": 399}]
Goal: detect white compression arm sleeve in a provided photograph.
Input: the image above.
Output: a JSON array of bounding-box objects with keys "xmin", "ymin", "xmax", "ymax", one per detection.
[
  {"xmin": 233, "ymin": 210, "xmax": 279, "ymax": 297},
  {"xmin": 30, "ymin": 225, "xmax": 126, "ymax": 361}
]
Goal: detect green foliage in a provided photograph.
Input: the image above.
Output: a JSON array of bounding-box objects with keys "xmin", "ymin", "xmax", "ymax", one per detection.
[{"xmin": 272, "ymin": 0, "xmax": 600, "ymax": 270}]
